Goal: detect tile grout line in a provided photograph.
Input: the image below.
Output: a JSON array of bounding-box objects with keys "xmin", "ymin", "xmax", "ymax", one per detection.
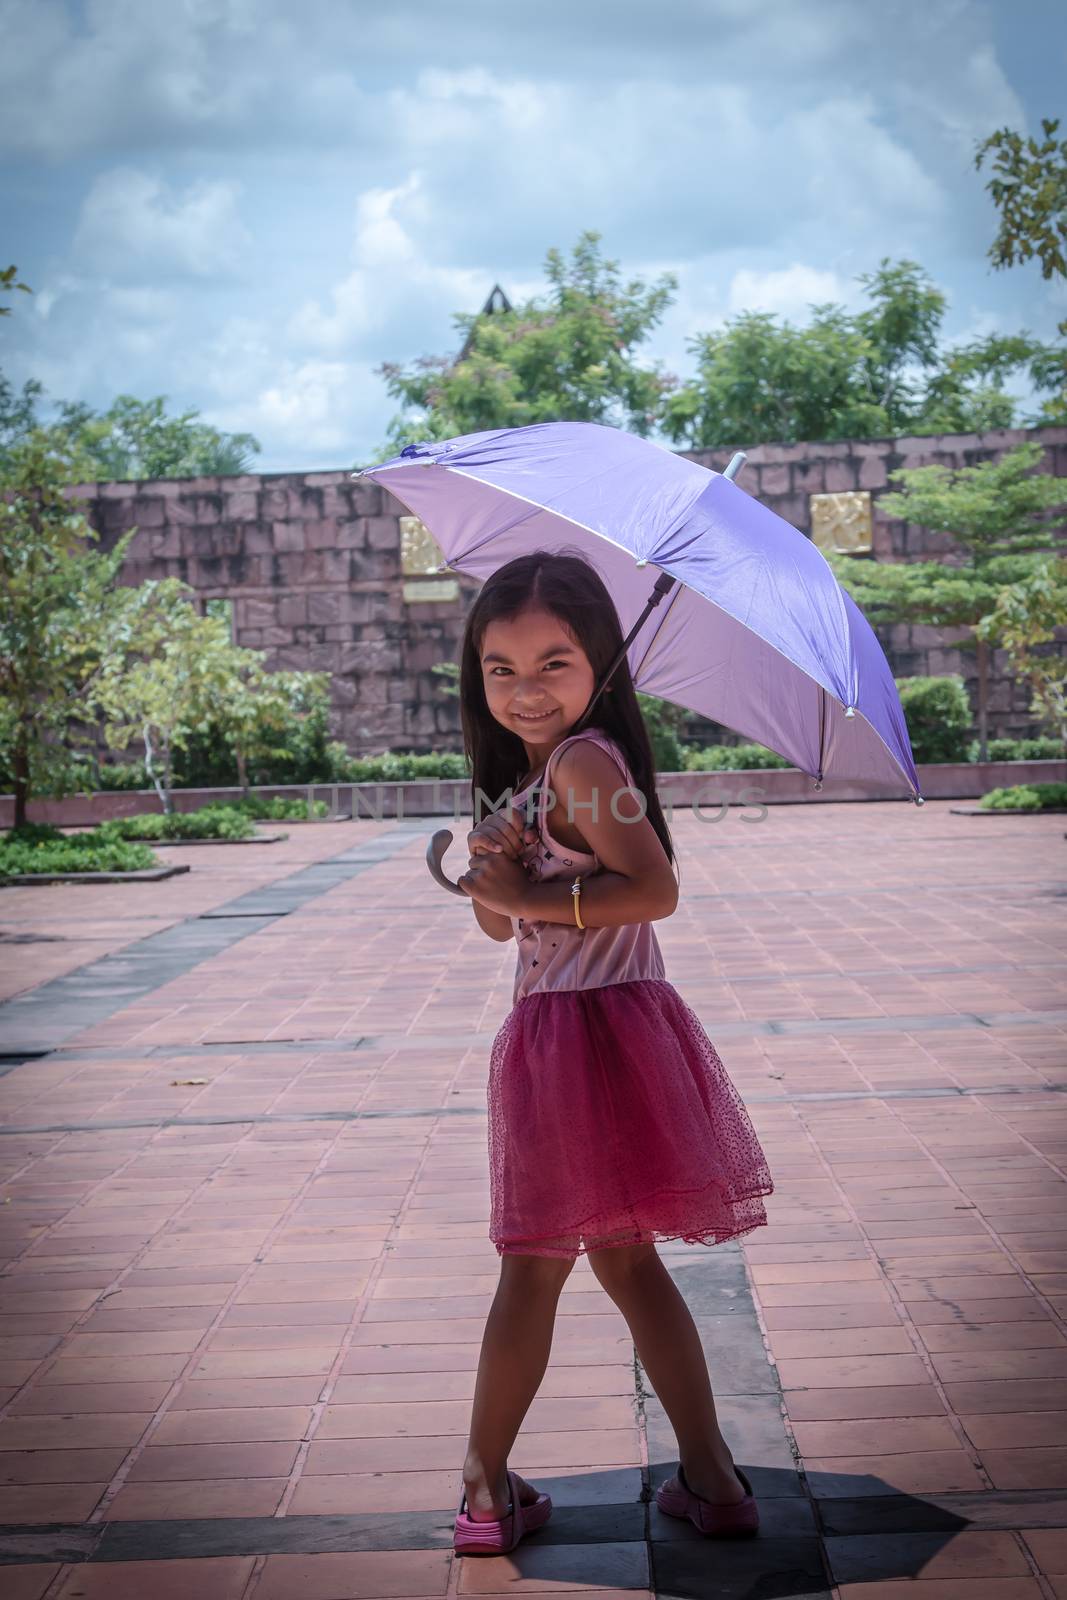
[
  {"xmin": 731, "ymin": 1119, "xmax": 836, "ymax": 1585},
  {"xmin": 0, "ymin": 1118, "xmax": 251, "ymax": 1427},
  {"xmin": 885, "ymin": 1099, "xmax": 1067, "ymax": 1344},
  {"xmin": 267, "ymin": 1092, "xmax": 459, "ymax": 1526},
  {"xmin": 0, "ymin": 1030, "xmax": 353, "ymax": 1482},
  {"xmin": 793, "ymin": 1100, "xmax": 1000, "ymax": 1492},
  {"xmin": 81, "ymin": 1042, "xmax": 406, "ymax": 1525},
  {"xmin": 3, "ymin": 1075, "xmax": 1066, "ymax": 1142}
]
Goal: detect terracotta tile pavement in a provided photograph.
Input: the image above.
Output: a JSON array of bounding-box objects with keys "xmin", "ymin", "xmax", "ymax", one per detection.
[{"xmin": 0, "ymin": 800, "xmax": 1063, "ymax": 1595}]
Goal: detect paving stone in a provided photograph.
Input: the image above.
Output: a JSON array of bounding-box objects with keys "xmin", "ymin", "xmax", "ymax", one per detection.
[
  {"xmin": 52, "ymin": 1556, "xmax": 255, "ymax": 1599},
  {"xmin": 0, "ymin": 802, "xmax": 1063, "ymax": 1598},
  {"xmin": 653, "ymin": 1535, "xmax": 829, "ymax": 1599},
  {"xmin": 825, "ymin": 1529, "xmax": 1032, "ymax": 1584}
]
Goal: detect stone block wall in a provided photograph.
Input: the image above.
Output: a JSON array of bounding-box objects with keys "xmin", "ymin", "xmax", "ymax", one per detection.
[
  {"xmin": 74, "ymin": 425, "xmax": 1067, "ymax": 755},
  {"xmin": 79, "ymin": 470, "xmax": 482, "ymax": 752}
]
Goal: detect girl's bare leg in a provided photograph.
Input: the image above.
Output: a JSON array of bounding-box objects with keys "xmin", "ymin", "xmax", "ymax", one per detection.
[
  {"xmin": 586, "ymin": 1242, "xmax": 747, "ymax": 1503},
  {"xmin": 462, "ymin": 1252, "xmax": 576, "ymax": 1521}
]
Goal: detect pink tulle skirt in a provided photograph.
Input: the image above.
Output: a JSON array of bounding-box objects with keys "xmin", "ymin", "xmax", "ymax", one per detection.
[{"xmin": 487, "ymin": 977, "xmax": 774, "ymax": 1258}]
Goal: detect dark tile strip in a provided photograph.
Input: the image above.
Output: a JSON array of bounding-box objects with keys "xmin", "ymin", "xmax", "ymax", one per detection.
[
  {"xmin": 2, "ymin": 1487, "xmax": 1064, "ymax": 1569},
  {"xmin": 0, "ymin": 1076, "xmax": 1065, "ymax": 1137},
  {"xmin": 14, "ymin": 1005, "xmax": 1067, "ymax": 1076},
  {"xmin": 0, "ymin": 822, "xmax": 428, "ymax": 1065}
]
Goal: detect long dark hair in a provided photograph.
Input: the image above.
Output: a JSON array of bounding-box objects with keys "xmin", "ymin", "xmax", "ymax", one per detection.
[{"xmin": 458, "ymin": 548, "xmax": 677, "ymax": 874}]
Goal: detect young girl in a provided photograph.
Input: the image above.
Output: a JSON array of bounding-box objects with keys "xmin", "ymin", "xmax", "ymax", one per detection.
[{"xmin": 450, "ymin": 550, "xmax": 775, "ymax": 1556}]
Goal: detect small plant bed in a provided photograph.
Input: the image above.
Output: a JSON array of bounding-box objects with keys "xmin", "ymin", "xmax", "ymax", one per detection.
[
  {"xmin": 230, "ymin": 796, "xmax": 333, "ymax": 823},
  {"xmin": 100, "ymin": 805, "xmax": 254, "ymax": 841},
  {"xmin": 93, "ymin": 802, "xmax": 315, "ymax": 844},
  {"xmin": 950, "ymin": 782, "xmax": 1067, "ymax": 816},
  {"xmin": 0, "ymin": 822, "xmax": 188, "ymax": 886}
]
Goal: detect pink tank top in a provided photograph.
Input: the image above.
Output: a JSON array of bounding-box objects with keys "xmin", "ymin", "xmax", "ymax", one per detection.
[{"xmin": 508, "ymin": 727, "xmax": 667, "ymax": 1004}]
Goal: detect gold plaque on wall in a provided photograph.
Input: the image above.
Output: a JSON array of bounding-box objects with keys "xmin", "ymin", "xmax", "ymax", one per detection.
[
  {"xmin": 402, "ymin": 578, "xmax": 459, "ymax": 604},
  {"xmin": 400, "ymin": 515, "xmax": 445, "ymax": 576},
  {"xmin": 809, "ymin": 491, "xmax": 873, "ymax": 555}
]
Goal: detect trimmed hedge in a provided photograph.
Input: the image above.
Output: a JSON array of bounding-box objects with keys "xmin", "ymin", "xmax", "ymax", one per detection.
[
  {"xmin": 978, "ymin": 781, "xmax": 1067, "ymax": 812},
  {"xmin": 966, "ymin": 736, "xmax": 1064, "ymax": 763},
  {"xmin": 96, "ymin": 807, "xmax": 256, "ymax": 842},
  {"xmin": 895, "ymin": 676, "xmax": 972, "ymax": 764},
  {"xmin": 229, "ymin": 796, "xmax": 330, "ymax": 821},
  {"xmin": 683, "ymin": 743, "xmax": 792, "ymax": 772}
]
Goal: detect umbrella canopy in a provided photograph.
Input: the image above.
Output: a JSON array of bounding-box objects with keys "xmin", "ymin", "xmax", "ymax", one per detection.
[{"xmin": 358, "ymin": 421, "xmax": 922, "ymax": 801}]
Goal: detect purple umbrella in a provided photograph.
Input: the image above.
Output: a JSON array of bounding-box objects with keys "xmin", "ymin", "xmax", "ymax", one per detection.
[{"xmin": 357, "ymin": 421, "xmax": 923, "ymax": 886}]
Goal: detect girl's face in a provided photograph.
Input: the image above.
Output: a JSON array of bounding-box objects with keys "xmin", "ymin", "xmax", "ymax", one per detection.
[{"xmin": 479, "ymin": 606, "xmax": 598, "ymax": 760}]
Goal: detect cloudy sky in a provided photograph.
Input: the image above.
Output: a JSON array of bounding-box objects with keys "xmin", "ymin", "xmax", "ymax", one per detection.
[{"xmin": 2, "ymin": 0, "xmax": 1065, "ymax": 473}]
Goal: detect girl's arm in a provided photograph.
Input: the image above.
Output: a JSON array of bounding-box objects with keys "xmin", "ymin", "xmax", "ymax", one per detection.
[
  {"xmin": 464, "ymin": 808, "xmax": 532, "ymax": 941},
  {"xmin": 471, "ymin": 899, "xmax": 516, "ymax": 942},
  {"xmin": 519, "ymin": 742, "xmax": 678, "ymax": 928}
]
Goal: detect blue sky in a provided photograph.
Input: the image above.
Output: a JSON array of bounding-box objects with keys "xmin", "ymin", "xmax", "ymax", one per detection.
[{"xmin": 2, "ymin": 0, "xmax": 1065, "ymax": 473}]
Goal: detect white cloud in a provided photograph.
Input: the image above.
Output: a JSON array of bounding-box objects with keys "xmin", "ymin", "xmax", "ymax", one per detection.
[
  {"xmin": 3, "ymin": 0, "xmax": 1061, "ymax": 474},
  {"xmin": 252, "ymin": 359, "xmax": 352, "ymax": 435},
  {"xmin": 287, "ymin": 172, "xmax": 486, "ymax": 352},
  {"xmin": 726, "ymin": 264, "xmax": 855, "ymax": 319},
  {"xmin": 73, "ymin": 167, "xmax": 252, "ymax": 279},
  {"xmin": 205, "ymin": 355, "xmax": 386, "ymax": 465}
]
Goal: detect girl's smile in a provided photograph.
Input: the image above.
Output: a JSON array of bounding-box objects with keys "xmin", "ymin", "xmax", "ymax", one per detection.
[{"xmin": 480, "ymin": 607, "xmax": 598, "ymax": 759}]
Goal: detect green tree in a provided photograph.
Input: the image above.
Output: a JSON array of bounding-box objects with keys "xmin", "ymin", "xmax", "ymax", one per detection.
[
  {"xmin": 45, "ymin": 394, "xmax": 261, "ymax": 479},
  {"xmin": 663, "ymin": 258, "xmax": 1062, "ymax": 449},
  {"xmin": 0, "ymin": 426, "xmax": 142, "ymax": 825},
  {"xmin": 918, "ymin": 333, "xmax": 1041, "ymax": 433},
  {"xmin": 376, "ymin": 231, "xmax": 678, "ymax": 456},
  {"xmin": 199, "ymin": 657, "xmax": 332, "ymax": 794},
  {"xmin": 0, "ymin": 383, "xmax": 261, "ymax": 478},
  {"xmin": 976, "ymin": 117, "xmax": 1067, "ymax": 286},
  {"xmin": 93, "ymin": 594, "xmax": 238, "ymax": 813},
  {"xmin": 1, "ymin": 264, "xmax": 32, "ymax": 317},
  {"xmin": 975, "ymin": 115, "xmax": 1067, "ymax": 421},
  {"xmin": 974, "ymin": 556, "xmax": 1067, "ymax": 749},
  {"xmin": 829, "ymin": 441, "xmax": 1067, "ymax": 760},
  {"xmin": 0, "ymin": 372, "xmax": 44, "ymax": 456}
]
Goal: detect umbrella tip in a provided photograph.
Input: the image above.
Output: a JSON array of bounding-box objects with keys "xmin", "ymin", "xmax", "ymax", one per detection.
[
  {"xmin": 915, "ymin": 794, "xmax": 925, "ymax": 806},
  {"xmin": 844, "ymin": 705, "xmax": 856, "ymax": 718}
]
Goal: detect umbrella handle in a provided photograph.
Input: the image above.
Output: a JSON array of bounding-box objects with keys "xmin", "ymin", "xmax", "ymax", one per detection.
[{"xmin": 427, "ymin": 828, "xmax": 468, "ymax": 897}]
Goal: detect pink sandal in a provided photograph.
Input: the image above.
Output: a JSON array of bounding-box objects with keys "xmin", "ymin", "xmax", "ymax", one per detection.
[
  {"xmin": 453, "ymin": 1467, "xmax": 553, "ymax": 1555},
  {"xmin": 655, "ymin": 1462, "xmax": 759, "ymax": 1538}
]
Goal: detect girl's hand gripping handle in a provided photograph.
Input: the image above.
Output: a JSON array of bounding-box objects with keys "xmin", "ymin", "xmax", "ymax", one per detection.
[{"xmin": 426, "ymin": 806, "xmax": 537, "ymax": 897}]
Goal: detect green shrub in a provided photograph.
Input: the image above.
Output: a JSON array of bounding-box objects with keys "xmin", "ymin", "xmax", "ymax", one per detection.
[
  {"xmin": 96, "ymin": 805, "xmax": 256, "ymax": 842},
  {"xmin": 967, "ymin": 735, "xmax": 1066, "ymax": 763},
  {"xmin": 333, "ymin": 749, "xmax": 472, "ymax": 782},
  {"xmin": 896, "ymin": 675, "xmax": 972, "ymax": 764},
  {"xmin": 4, "ymin": 821, "xmax": 66, "ymax": 846},
  {"xmin": 683, "ymin": 742, "xmax": 793, "ymax": 771},
  {"xmin": 636, "ymin": 693, "xmax": 690, "ymax": 772},
  {"xmin": 93, "ymin": 761, "xmax": 152, "ymax": 791},
  {"xmin": 0, "ymin": 827, "xmax": 158, "ymax": 877},
  {"xmin": 979, "ymin": 781, "xmax": 1067, "ymax": 811},
  {"xmin": 229, "ymin": 795, "xmax": 330, "ymax": 821}
]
